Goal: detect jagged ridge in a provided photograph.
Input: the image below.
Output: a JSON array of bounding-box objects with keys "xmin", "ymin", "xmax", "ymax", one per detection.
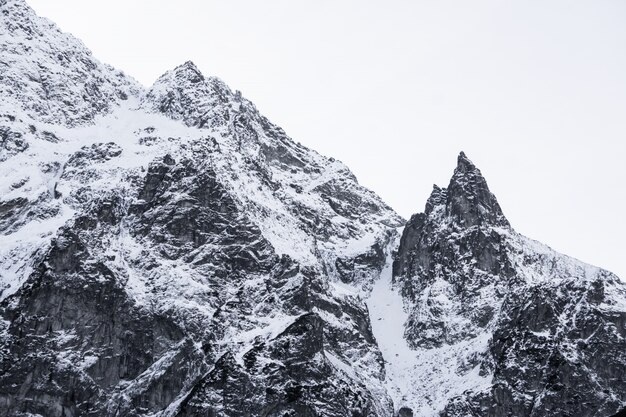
[
  {"xmin": 391, "ymin": 152, "xmax": 626, "ymax": 416},
  {"xmin": 0, "ymin": 1, "xmax": 625, "ymax": 417}
]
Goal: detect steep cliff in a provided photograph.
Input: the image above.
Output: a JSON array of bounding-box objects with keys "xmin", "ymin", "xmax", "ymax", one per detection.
[{"xmin": 391, "ymin": 153, "xmax": 626, "ymax": 416}]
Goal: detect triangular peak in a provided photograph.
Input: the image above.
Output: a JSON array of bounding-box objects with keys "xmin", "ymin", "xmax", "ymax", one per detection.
[
  {"xmin": 167, "ymin": 60, "xmax": 206, "ymax": 83},
  {"xmin": 425, "ymin": 152, "xmax": 510, "ymax": 228},
  {"xmin": 143, "ymin": 61, "xmax": 234, "ymax": 127}
]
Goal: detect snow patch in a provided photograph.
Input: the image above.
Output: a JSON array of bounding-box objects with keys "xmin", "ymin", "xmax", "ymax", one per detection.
[{"xmin": 367, "ymin": 231, "xmax": 493, "ymax": 415}]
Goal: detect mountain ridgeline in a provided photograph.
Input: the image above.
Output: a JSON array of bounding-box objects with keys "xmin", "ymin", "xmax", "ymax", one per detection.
[{"xmin": 0, "ymin": 1, "xmax": 625, "ymax": 416}]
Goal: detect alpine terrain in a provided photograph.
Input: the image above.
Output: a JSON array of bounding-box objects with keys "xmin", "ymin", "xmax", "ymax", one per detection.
[{"xmin": 0, "ymin": 1, "xmax": 624, "ymax": 416}]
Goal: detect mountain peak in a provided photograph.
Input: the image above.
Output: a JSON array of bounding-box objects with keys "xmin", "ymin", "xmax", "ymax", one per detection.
[
  {"xmin": 454, "ymin": 151, "xmax": 484, "ymax": 180},
  {"xmin": 143, "ymin": 60, "xmax": 234, "ymax": 127},
  {"xmin": 446, "ymin": 152, "xmax": 509, "ymax": 228},
  {"xmin": 456, "ymin": 150, "xmax": 473, "ymax": 168},
  {"xmin": 180, "ymin": 60, "xmax": 199, "ymax": 69},
  {"xmin": 422, "ymin": 153, "xmax": 509, "ymax": 228},
  {"xmin": 425, "ymin": 184, "xmax": 447, "ymax": 215},
  {"xmin": 171, "ymin": 60, "xmax": 205, "ymax": 83}
]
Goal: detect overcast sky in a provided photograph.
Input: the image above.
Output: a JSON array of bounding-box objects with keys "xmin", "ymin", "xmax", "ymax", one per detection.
[{"xmin": 29, "ymin": 0, "xmax": 626, "ymax": 279}]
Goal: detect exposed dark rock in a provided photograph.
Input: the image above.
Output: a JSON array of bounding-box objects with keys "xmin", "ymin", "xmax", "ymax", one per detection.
[
  {"xmin": 336, "ymin": 240, "xmax": 387, "ymax": 285},
  {"xmin": 0, "ymin": 226, "xmax": 195, "ymax": 417},
  {"xmin": 178, "ymin": 314, "xmax": 384, "ymax": 417},
  {"xmin": 0, "ymin": 125, "xmax": 28, "ymax": 161},
  {"xmin": 0, "ymin": 197, "xmax": 28, "ymax": 232},
  {"xmin": 65, "ymin": 142, "xmax": 122, "ymax": 169},
  {"xmin": 612, "ymin": 408, "xmax": 626, "ymax": 417},
  {"xmin": 397, "ymin": 407, "xmax": 414, "ymax": 417},
  {"xmin": 446, "ymin": 152, "xmax": 509, "ymax": 228},
  {"xmin": 394, "ymin": 152, "xmax": 626, "ymax": 416}
]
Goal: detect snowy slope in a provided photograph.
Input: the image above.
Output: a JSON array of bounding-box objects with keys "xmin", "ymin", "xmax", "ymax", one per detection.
[
  {"xmin": 0, "ymin": 1, "xmax": 402, "ymax": 416},
  {"xmin": 0, "ymin": 0, "xmax": 141, "ymax": 128},
  {"xmin": 369, "ymin": 245, "xmax": 492, "ymax": 417}
]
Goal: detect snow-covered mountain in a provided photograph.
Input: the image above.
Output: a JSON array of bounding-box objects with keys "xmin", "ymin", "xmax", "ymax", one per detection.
[
  {"xmin": 390, "ymin": 153, "xmax": 626, "ymax": 416},
  {"xmin": 1, "ymin": 1, "xmax": 624, "ymax": 416}
]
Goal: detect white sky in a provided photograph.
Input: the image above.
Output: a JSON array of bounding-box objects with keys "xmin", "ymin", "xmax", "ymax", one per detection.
[{"xmin": 28, "ymin": 0, "xmax": 626, "ymax": 279}]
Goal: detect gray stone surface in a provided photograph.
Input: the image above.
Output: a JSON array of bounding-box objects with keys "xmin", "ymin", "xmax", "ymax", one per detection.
[
  {"xmin": 1, "ymin": 1, "xmax": 625, "ymax": 416},
  {"xmin": 394, "ymin": 152, "xmax": 626, "ymax": 416}
]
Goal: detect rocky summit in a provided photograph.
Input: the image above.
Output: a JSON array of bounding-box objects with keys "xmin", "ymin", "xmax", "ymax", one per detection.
[
  {"xmin": 391, "ymin": 153, "xmax": 626, "ymax": 416},
  {"xmin": 0, "ymin": 1, "xmax": 624, "ymax": 416}
]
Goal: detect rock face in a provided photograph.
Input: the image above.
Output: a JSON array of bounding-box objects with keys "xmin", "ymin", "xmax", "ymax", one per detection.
[
  {"xmin": 0, "ymin": 1, "xmax": 400, "ymax": 416},
  {"xmin": 0, "ymin": 1, "xmax": 625, "ymax": 417},
  {"xmin": 612, "ymin": 408, "xmax": 626, "ymax": 417},
  {"xmin": 0, "ymin": 0, "xmax": 140, "ymax": 127},
  {"xmin": 392, "ymin": 153, "xmax": 626, "ymax": 416}
]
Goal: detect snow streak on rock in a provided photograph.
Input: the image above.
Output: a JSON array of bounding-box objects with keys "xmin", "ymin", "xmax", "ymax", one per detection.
[{"xmin": 369, "ymin": 231, "xmax": 492, "ymax": 417}]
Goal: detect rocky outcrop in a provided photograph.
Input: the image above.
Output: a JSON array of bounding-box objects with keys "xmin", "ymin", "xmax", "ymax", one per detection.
[
  {"xmin": 0, "ymin": 0, "xmax": 141, "ymax": 127},
  {"xmin": 393, "ymin": 152, "xmax": 626, "ymax": 416},
  {"xmin": 177, "ymin": 313, "xmax": 383, "ymax": 417},
  {"xmin": 393, "ymin": 153, "xmax": 514, "ymax": 349},
  {"xmin": 612, "ymin": 408, "xmax": 626, "ymax": 417}
]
